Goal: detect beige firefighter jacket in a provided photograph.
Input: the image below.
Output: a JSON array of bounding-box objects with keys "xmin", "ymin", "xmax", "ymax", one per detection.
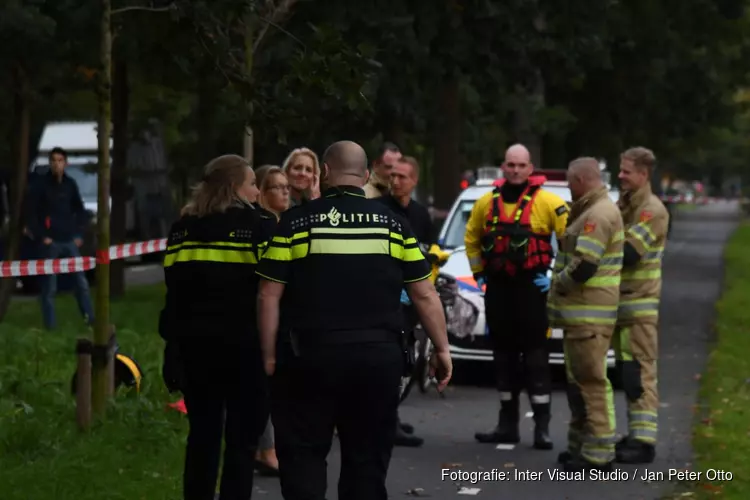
[
  {"xmin": 548, "ymin": 186, "xmax": 624, "ymax": 333},
  {"xmin": 617, "ymin": 184, "xmax": 669, "ymax": 326}
]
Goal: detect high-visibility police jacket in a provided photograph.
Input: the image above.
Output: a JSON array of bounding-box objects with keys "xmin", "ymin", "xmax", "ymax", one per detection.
[
  {"xmin": 547, "ymin": 186, "xmax": 624, "ymax": 330},
  {"xmin": 256, "ymin": 185, "xmax": 431, "ymax": 336},
  {"xmin": 465, "ymin": 177, "xmax": 568, "ymax": 277},
  {"xmin": 158, "ymin": 202, "xmax": 277, "ymax": 342},
  {"xmin": 617, "ymin": 184, "xmax": 669, "ymax": 326}
]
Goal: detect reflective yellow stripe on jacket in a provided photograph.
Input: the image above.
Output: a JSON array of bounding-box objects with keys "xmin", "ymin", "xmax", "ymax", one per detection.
[
  {"xmin": 261, "ymin": 227, "xmax": 424, "ymax": 270},
  {"xmin": 164, "ymin": 240, "xmax": 261, "ymax": 267},
  {"xmin": 549, "ymin": 199, "xmax": 624, "ymax": 327},
  {"xmin": 619, "ymin": 221, "xmax": 664, "ymax": 321}
]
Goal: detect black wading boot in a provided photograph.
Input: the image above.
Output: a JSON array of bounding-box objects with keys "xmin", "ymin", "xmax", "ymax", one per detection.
[
  {"xmin": 531, "ymin": 403, "xmax": 553, "ymax": 450},
  {"xmin": 475, "ymin": 399, "xmax": 520, "ymax": 444}
]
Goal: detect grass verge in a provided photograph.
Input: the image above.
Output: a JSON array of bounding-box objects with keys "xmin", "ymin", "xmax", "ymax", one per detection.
[
  {"xmin": 686, "ymin": 221, "xmax": 750, "ymax": 498},
  {"xmin": 0, "ymin": 284, "xmax": 186, "ymax": 500}
]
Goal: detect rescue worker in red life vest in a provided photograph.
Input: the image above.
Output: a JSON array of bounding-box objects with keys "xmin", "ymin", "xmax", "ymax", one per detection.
[{"xmin": 465, "ymin": 144, "xmax": 569, "ymax": 449}]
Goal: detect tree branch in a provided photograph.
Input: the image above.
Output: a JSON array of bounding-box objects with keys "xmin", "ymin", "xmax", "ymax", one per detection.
[
  {"xmin": 253, "ymin": 14, "xmax": 304, "ymax": 54},
  {"xmin": 252, "ymin": 0, "xmax": 300, "ymax": 55},
  {"xmin": 112, "ymin": 4, "xmax": 175, "ymax": 15}
]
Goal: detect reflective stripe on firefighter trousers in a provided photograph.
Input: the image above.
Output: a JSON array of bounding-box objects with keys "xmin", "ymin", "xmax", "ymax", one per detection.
[
  {"xmin": 564, "ymin": 331, "xmax": 615, "ymax": 464},
  {"xmin": 613, "ymin": 324, "xmax": 659, "ymax": 444}
]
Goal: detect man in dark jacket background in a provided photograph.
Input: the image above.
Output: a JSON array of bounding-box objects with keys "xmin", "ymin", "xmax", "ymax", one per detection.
[
  {"xmin": 378, "ymin": 155, "xmax": 435, "ymax": 447},
  {"xmin": 25, "ymin": 147, "xmax": 94, "ymax": 330}
]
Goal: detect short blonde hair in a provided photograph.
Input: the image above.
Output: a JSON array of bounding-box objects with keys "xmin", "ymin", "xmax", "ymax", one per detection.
[
  {"xmin": 621, "ymin": 147, "xmax": 656, "ymax": 173},
  {"xmin": 181, "ymin": 155, "xmax": 251, "ymax": 217},
  {"xmin": 282, "ymin": 148, "xmax": 320, "ymax": 198}
]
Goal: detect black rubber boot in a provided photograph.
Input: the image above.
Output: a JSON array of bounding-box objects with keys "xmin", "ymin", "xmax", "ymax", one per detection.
[
  {"xmin": 531, "ymin": 403, "xmax": 553, "ymax": 450},
  {"xmin": 557, "ymin": 450, "xmax": 573, "ymax": 465},
  {"xmin": 615, "ymin": 438, "xmax": 655, "ymax": 464},
  {"xmin": 475, "ymin": 400, "xmax": 520, "ymax": 444}
]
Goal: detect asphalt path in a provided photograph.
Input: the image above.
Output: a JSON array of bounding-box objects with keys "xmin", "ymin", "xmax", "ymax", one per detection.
[{"xmin": 251, "ymin": 200, "xmax": 740, "ymax": 499}]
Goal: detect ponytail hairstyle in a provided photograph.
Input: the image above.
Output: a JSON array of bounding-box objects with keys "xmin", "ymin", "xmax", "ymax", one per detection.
[{"xmin": 181, "ymin": 154, "xmax": 252, "ymax": 217}]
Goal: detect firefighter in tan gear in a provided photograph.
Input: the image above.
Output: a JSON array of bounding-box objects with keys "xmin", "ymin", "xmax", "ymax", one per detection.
[
  {"xmin": 613, "ymin": 147, "xmax": 669, "ymax": 464},
  {"xmin": 548, "ymin": 157, "xmax": 624, "ymax": 473}
]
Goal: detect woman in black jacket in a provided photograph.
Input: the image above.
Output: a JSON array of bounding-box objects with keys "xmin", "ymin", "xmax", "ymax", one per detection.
[{"xmin": 159, "ymin": 154, "xmax": 277, "ymax": 500}]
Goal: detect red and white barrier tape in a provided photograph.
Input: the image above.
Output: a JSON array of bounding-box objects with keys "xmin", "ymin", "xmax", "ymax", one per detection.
[{"xmin": 0, "ymin": 238, "xmax": 167, "ymax": 278}]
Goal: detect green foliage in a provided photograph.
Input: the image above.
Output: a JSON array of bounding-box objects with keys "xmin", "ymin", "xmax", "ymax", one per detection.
[
  {"xmin": 688, "ymin": 222, "xmax": 750, "ymax": 498},
  {"xmin": 2, "ymin": 0, "xmax": 750, "ymax": 202},
  {"xmin": 0, "ymin": 285, "xmax": 186, "ymax": 500}
]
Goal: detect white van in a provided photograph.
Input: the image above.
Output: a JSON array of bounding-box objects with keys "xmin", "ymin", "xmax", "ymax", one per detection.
[{"xmin": 436, "ymin": 167, "xmax": 619, "ymax": 370}]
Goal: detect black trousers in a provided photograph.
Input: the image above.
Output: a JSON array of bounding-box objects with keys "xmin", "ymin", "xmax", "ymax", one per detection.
[
  {"xmin": 272, "ymin": 337, "xmax": 403, "ymax": 500},
  {"xmin": 484, "ymin": 276, "xmax": 551, "ymax": 402},
  {"xmin": 180, "ymin": 338, "xmax": 269, "ymax": 500}
]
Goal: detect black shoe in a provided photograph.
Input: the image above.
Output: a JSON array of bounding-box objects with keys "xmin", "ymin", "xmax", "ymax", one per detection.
[
  {"xmin": 557, "ymin": 450, "xmax": 573, "ymax": 465},
  {"xmin": 563, "ymin": 456, "xmax": 613, "ymax": 473},
  {"xmin": 400, "ymin": 422, "xmax": 415, "ymax": 434},
  {"xmin": 395, "ymin": 426, "xmax": 424, "ymax": 447},
  {"xmin": 615, "ymin": 439, "xmax": 655, "ymax": 464}
]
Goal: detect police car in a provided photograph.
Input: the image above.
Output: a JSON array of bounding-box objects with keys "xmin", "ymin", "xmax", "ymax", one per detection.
[{"xmin": 436, "ymin": 166, "xmax": 620, "ymax": 370}]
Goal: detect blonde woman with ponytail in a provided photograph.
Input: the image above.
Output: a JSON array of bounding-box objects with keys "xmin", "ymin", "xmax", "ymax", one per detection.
[{"xmin": 159, "ymin": 154, "xmax": 277, "ymax": 499}]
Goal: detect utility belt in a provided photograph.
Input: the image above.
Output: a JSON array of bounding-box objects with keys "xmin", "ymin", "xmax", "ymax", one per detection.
[{"xmin": 288, "ymin": 327, "xmax": 414, "ymax": 376}]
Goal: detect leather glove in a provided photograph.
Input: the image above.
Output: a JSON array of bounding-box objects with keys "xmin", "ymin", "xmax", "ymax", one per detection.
[
  {"xmin": 400, "ymin": 289, "xmax": 412, "ymax": 306},
  {"xmin": 533, "ymin": 273, "xmax": 551, "ymax": 293},
  {"xmin": 162, "ymin": 342, "xmax": 184, "ymax": 394}
]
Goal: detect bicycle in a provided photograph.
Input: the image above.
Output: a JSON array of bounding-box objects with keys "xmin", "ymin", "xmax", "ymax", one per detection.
[{"xmin": 399, "ymin": 245, "xmax": 478, "ymax": 402}]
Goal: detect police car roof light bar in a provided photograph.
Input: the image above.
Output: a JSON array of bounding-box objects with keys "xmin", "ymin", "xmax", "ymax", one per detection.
[{"xmin": 475, "ymin": 166, "xmax": 503, "ymax": 186}]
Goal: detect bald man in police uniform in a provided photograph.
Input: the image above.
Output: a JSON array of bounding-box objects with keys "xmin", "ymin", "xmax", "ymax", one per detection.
[{"xmin": 257, "ymin": 141, "xmax": 452, "ymax": 500}]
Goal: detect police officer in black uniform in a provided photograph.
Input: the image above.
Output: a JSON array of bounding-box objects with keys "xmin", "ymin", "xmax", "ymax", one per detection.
[
  {"xmin": 159, "ymin": 154, "xmax": 276, "ymax": 500},
  {"xmin": 256, "ymin": 141, "xmax": 453, "ymax": 500}
]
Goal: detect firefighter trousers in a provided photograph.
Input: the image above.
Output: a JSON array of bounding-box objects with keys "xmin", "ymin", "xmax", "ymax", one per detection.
[
  {"xmin": 612, "ymin": 323, "xmax": 658, "ymax": 445},
  {"xmin": 564, "ymin": 326, "xmax": 616, "ymax": 465},
  {"xmin": 485, "ymin": 276, "xmax": 552, "ymax": 420}
]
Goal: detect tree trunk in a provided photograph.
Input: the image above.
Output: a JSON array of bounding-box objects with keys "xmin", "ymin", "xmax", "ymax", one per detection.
[
  {"xmin": 0, "ymin": 65, "xmax": 31, "ymax": 322},
  {"xmin": 110, "ymin": 59, "xmax": 129, "ymax": 298},
  {"xmin": 242, "ymin": 12, "xmax": 254, "ymax": 164},
  {"xmin": 92, "ymin": 0, "xmax": 112, "ymax": 417},
  {"xmin": 196, "ymin": 68, "xmax": 218, "ymax": 163},
  {"xmin": 432, "ymin": 78, "xmax": 462, "ymax": 210}
]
